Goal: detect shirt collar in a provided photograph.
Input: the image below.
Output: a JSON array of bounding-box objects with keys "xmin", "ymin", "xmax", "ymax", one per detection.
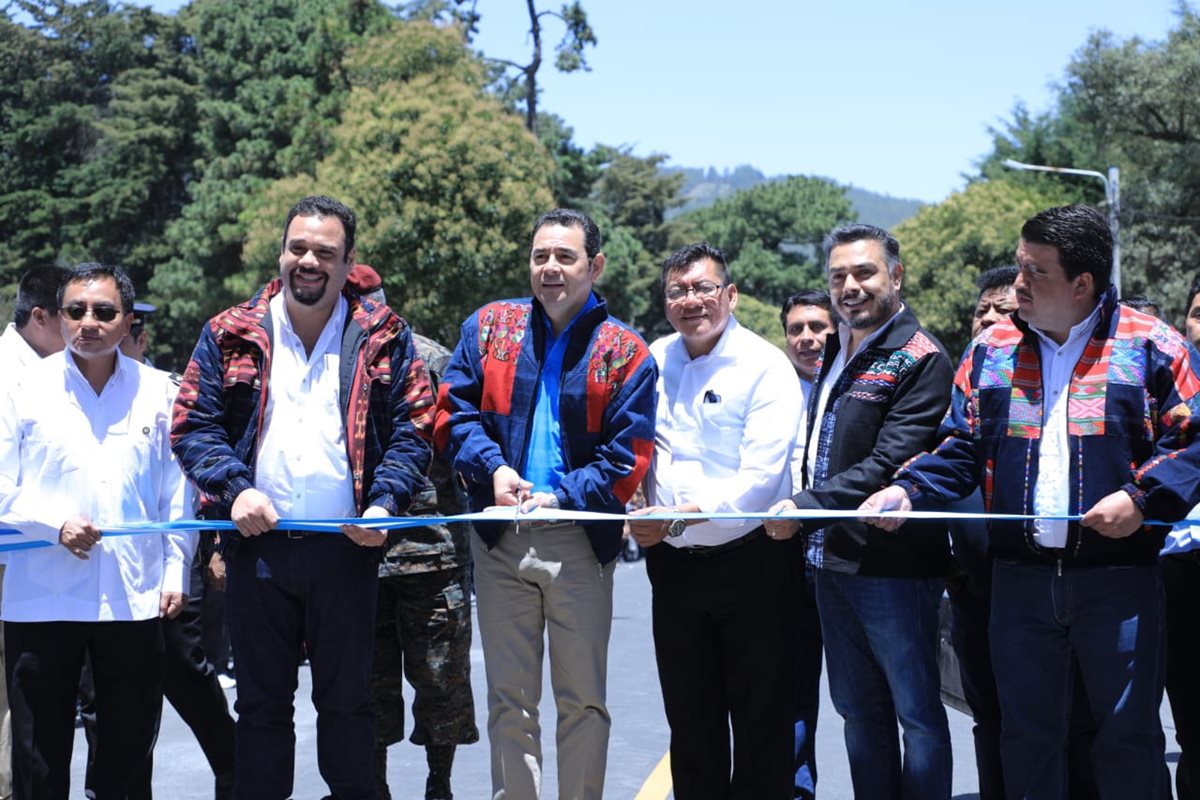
[
  {"xmin": 63, "ymin": 347, "xmax": 129, "ymax": 394},
  {"xmin": 1029, "ymin": 300, "xmax": 1102, "ymax": 351},
  {"xmin": 542, "ymin": 292, "xmax": 599, "ymax": 343},
  {"xmin": 271, "ymin": 292, "xmax": 348, "ymax": 355}
]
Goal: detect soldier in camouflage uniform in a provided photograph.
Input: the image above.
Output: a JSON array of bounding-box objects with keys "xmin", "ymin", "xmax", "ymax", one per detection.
[{"xmin": 372, "ymin": 331, "xmax": 479, "ymax": 800}]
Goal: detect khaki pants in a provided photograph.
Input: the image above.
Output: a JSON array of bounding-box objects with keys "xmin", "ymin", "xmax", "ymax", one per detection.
[{"xmin": 473, "ymin": 524, "xmax": 615, "ymax": 800}]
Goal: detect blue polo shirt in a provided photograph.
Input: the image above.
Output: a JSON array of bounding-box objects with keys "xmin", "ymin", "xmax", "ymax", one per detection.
[{"xmin": 525, "ymin": 294, "xmax": 598, "ymax": 493}]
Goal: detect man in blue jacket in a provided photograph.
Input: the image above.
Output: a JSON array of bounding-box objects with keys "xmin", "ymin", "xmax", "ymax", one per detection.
[{"xmin": 434, "ymin": 208, "xmax": 657, "ymax": 800}]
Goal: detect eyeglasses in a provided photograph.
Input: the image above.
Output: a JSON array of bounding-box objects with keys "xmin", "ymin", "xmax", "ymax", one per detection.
[
  {"xmin": 665, "ymin": 281, "xmax": 724, "ymax": 303},
  {"xmin": 63, "ymin": 304, "xmax": 121, "ymax": 323}
]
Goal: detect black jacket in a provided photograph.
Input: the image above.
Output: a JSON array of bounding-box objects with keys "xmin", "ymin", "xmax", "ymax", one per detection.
[{"xmin": 794, "ymin": 306, "xmax": 954, "ymax": 577}]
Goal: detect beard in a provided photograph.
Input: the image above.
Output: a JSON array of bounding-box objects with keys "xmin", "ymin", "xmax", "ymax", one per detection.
[
  {"xmin": 842, "ymin": 289, "xmax": 898, "ymax": 331},
  {"xmin": 289, "ymin": 270, "xmax": 328, "ymax": 306}
]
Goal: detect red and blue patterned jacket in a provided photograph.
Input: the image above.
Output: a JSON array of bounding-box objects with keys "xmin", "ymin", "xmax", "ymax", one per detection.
[
  {"xmin": 170, "ymin": 279, "xmax": 433, "ymax": 527},
  {"xmin": 434, "ymin": 294, "xmax": 657, "ymax": 564},
  {"xmin": 896, "ymin": 287, "xmax": 1200, "ymax": 566}
]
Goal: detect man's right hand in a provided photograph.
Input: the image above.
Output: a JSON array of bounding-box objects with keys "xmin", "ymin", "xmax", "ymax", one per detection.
[
  {"xmin": 231, "ymin": 488, "xmax": 280, "ymax": 536},
  {"xmin": 208, "ymin": 551, "xmax": 227, "ymax": 591},
  {"xmin": 59, "ymin": 514, "xmax": 101, "ymax": 560},
  {"xmin": 858, "ymin": 486, "xmax": 912, "ymax": 531},
  {"xmin": 493, "ymin": 465, "xmax": 532, "ymax": 507}
]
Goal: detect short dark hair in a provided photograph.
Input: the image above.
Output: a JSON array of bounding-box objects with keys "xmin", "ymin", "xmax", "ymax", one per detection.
[
  {"xmin": 821, "ymin": 223, "xmax": 901, "ymax": 273},
  {"xmin": 281, "ymin": 195, "xmax": 356, "ymax": 262},
  {"xmin": 1020, "ymin": 204, "xmax": 1112, "ymax": 292},
  {"xmin": 975, "ymin": 265, "xmax": 1019, "ymax": 296},
  {"xmin": 13, "ymin": 265, "xmax": 67, "ymax": 327},
  {"xmin": 531, "ymin": 208, "xmax": 602, "ymax": 259},
  {"xmin": 1188, "ymin": 274, "xmax": 1200, "ymax": 313},
  {"xmin": 58, "ymin": 263, "xmax": 136, "ymax": 314},
  {"xmin": 779, "ymin": 289, "xmax": 834, "ymax": 332},
  {"xmin": 1119, "ymin": 294, "xmax": 1160, "ymax": 315},
  {"xmin": 661, "ymin": 243, "xmax": 731, "ymax": 294}
]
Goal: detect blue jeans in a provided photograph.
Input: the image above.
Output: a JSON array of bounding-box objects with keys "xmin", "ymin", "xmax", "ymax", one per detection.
[
  {"xmin": 989, "ymin": 560, "xmax": 1166, "ymax": 800},
  {"xmin": 815, "ymin": 570, "xmax": 952, "ymax": 800}
]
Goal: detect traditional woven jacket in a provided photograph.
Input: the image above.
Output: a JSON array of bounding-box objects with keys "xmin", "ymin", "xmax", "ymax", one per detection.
[
  {"xmin": 434, "ymin": 294, "xmax": 657, "ymax": 564},
  {"xmin": 170, "ymin": 279, "xmax": 433, "ymax": 525},
  {"xmin": 896, "ymin": 287, "xmax": 1200, "ymax": 566}
]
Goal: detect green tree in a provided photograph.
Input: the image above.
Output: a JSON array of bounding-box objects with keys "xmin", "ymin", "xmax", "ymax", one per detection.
[
  {"xmin": 149, "ymin": 0, "xmax": 391, "ymax": 364},
  {"xmin": 674, "ymin": 176, "xmax": 854, "ymax": 304},
  {"xmin": 239, "ymin": 22, "xmax": 555, "ymax": 346},
  {"xmin": 0, "ymin": 1, "xmax": 197, "ymax": 292},
  {"xmin": 732, "ymin": 293, "xmax": 786, "ymax": 350},
  {"xmin": 486, "ymin": 1, "xmax": 596, "ymax": 134},
  {"xmin": 894, "ymin": 179, "xmax": 1068, "ymax": 356},
  {"xmin": 977, "ymin": 4, "xmax": 1200, "ymax": 326}
]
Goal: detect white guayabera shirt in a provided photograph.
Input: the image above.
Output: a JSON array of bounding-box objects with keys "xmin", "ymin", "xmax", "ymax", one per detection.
[{"xmin": 0, "ymin": 351, "xmax": 194, "ymax": 622}]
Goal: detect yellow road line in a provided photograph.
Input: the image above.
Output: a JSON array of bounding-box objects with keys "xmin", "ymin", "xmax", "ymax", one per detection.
[{"xmin": 635, "ymin": 751, "xmax": 672, "ymax": 799}]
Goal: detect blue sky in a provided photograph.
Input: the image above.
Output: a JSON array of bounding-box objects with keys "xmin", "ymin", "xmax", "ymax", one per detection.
[{"xmin": 144, "ymin": 0, "xmax": 1180, "ymax": 203}]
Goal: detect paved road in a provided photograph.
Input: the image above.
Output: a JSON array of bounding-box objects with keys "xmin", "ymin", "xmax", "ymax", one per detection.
[{"xmin": 70, "ymin": 558, "xmax": 1179, "ymax": 798}]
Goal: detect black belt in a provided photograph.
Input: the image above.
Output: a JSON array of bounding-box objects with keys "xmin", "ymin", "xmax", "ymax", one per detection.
[
  {"xmin": 676, "ymin": 526, "xmax": 765, "ymax": 560},
  {"xmin": 279, "ymin": 529, "xmax": 321, "ymax": 539}
]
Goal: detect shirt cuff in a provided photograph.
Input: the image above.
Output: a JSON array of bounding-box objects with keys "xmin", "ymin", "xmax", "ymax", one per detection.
[{"xmin": 161, "ymin": 558, "xmax": 188, "ymax": 595}]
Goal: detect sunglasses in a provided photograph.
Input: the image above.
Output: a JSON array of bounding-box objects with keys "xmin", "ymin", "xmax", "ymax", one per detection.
[{"xmin": 62, "ymin": 304, "xmax": 121, "ymax": 323}]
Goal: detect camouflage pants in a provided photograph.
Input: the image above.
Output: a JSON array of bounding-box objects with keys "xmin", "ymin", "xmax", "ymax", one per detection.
[{"xmin": 371, "ymin": 568, "xmax": 479, "ymax": 748}]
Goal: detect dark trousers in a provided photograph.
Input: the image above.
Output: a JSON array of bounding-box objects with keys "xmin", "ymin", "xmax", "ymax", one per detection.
[
  {"xmin": 948, "ymin": 582, "xmax": 1005, "ymax": 800},
  {"xmin": 990, "ymin": 561, "xmax": 1167, "ymax": 800},
  {"xmin": 145, "ymin": 556, "xmax": 236, "ymax": 799},
  {"xmin": 1164, "ymin": 552, "xmax": 1200, "ymax": 800},
  {"xmin": 225, "ymin": 533, "xmax": 380, "ymax": 800},
  {"xmin": 83, "ymin": 556, "xmax": 236, "ymax": 800},
  {"xmin": 947, "ymin": 495, "xmax": 1005, "ymax": 800},
  {"xmin": 793, "ymin": 563, "xmax": 822, "ymax": 800},
  {"xmin": 7, "ymin": 619, "xmax": 163, "ymax": 800},
  {"xmin": 646, "ymin": 529, "xmax": 797, "ymax": 800}
]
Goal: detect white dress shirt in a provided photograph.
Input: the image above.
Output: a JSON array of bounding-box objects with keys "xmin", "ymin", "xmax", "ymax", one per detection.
[
  {"xmin": 0, "ymin": 323, "xmax": 47, "ymax": 568},
  {"xmin": 648, "ymin": 316, "xmax": 803, "ymax": 547},
  {"xmin": 0, "ymin": 323, "xmax": 41, "ymax": 381},
  {"xmin": 0, "ymin": 351, "xmax": 194, "ymax": 622},
  {"xmin": 255, "ymin": 293, "xmax": 356, "ymax": 521},
  {"xmin": 1029, "ymin": 303, "xmax": 1103, "ymax": 548},
  {"xmin": 789, "ymin": 376, "xmax": 813, "ymax": 496}
]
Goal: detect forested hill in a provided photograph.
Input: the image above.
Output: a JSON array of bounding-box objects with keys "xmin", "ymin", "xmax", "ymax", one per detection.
[{"xmin": 666, "ymin": 165, "xmax": 925, "ymax": 230}]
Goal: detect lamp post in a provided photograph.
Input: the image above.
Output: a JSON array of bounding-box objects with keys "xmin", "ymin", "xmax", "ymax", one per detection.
[{"xmin": 1001, "ymin": 158, "xmax": 1121, "ymax": 296}]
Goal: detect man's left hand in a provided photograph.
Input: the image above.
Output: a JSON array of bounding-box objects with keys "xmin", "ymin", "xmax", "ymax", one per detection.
[
  {"xmin": 763, "ymin": 499, "xmax": 801, "ymax": 540},
  {"xmin": 627, "ymin": 503, "xmax": 702, "ymax": 547},
  {"xmin": 341, "ymin": 505, "xmax": 390, "ymax": 547},
  {"xmin": 1081, "ymin": 490, "xmax": 1145, "ymax": 539},
  {"xmin": 160, "ymin": 591, "xmax": 186, "ymax": 619},
  {"xmin": 519, "ymin": 492, "xmax": 559, "ymax": 513}
]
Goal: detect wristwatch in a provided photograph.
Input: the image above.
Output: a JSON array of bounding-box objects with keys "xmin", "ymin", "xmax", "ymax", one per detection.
[{"xmin": 667, "ymin": 518, "xmax": 687, "ymax": 538}]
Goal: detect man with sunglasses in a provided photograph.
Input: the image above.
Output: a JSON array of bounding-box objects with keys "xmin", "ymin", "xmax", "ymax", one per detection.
[
  {"xmin": 627, "ymin": 243, "xmax": 804, "ymax": 798},
  {"xmin": 0, "ymin": 262, "xmax": 195, "ymax": 798}
]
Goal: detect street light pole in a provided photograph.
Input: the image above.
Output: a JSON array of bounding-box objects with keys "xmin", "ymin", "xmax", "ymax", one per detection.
[{"xmin": 1001, "ymin": 158, "xmax": 1121, "ymax": 296}]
